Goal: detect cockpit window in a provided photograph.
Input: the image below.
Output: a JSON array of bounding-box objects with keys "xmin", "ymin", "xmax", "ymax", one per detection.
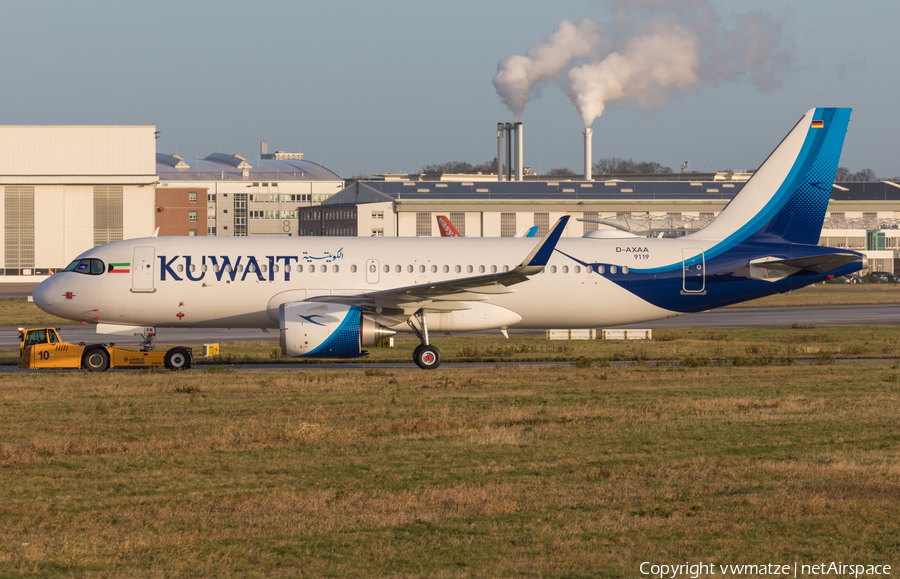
[{"xmin": 64, "ymin": 259, "xmax": 106, "ymax": 275}]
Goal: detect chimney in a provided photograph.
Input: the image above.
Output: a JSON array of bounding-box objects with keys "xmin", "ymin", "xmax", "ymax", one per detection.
[
  {"xmin": 584, "ymin": 128, "xmax": 593, "ymax": 181},
  {"xmin": 515, "ymin": 122, "xmax": 523, "ymax": 181},
  {"xmin": 261, "ymin": 140, "xmax": 268, "ymax": 156},
  {"xmin": 505, "ymin": 122, "xmax": 513, "ymax": 181},
  {"xmin": 497, "ymin": 123, "xmax": 504, "ymax": 181}
]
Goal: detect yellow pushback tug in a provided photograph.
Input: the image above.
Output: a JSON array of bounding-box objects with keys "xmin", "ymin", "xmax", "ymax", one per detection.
[{"xmin": 18, "ymin": 327, "xmax": 194, "ymax": 372}]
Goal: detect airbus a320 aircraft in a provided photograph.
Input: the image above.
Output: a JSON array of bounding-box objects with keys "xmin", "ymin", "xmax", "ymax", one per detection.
[{"xmin": 34, "ymin": 108, "xmax": 864, "ymax": 369}]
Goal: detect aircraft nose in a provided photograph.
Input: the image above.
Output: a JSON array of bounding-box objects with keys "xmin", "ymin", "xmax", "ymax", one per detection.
[{"xmin": 32, "ymin": 277, "xmax": 56, "ymax": 312}]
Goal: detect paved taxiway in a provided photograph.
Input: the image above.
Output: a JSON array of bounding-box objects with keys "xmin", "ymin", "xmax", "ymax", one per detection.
[{"xmin": 2, "ymin": 304, "xmax": 898, "ymax": 350}]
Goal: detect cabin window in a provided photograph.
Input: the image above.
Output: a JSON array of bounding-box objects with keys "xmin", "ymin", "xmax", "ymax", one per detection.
[
  {"xmin": 407, "ymin": 265, "xmax": 413, "ymax": 273},
  {"xmin": 550, "ymin": 266, "xmax": 557, "ymax": 273},
  {"xmin": 622, "ymin": 266, "xmax": 629, "ymax": 274},
  {"xmin": 272, "ymin": 265, "xmax": 279, "ymax": 273},
  {"xmin": 477, "ymin": 265, "xmax": 484, "ymax": 273},
  {"xmin": 467, "ymin": 265, "xmax": 473, "ymax": 273},
  {"xmin": 419, "ymin": 265, "xmax": 425, "ymax": 273},
  {"xmin": 383, "ymin": 265, "xmax": 389, "ymax": 273},
  {"xmin": 562, "ymin": 266, "xmax": 569, "ymax": 274},
  {"xmin": 333, "ymin": 265, "xmax": 339, "ymax": 273},
  {"xmin": 491, "ymin": 265, "xmax": 497, "ymax": 273},
  {"xmin": 297, "ymin": 265, "xmax": 303, "ymax": 273},
  {"xmin": 610, "ymin": 266, "xmax": 617, "ymax": 274},
  {"xmin": 236, "ymin": 265, "xmax": 244, "ymax": 273},
  {"xmin": 284, "ymin": 265, "xmax": 291, "ymax": 273},
  {"xmin": 214, "ymin": 264, "xmax": 221, "ymax": 273},
  {"xmin": 248, "ymin": 264, "xmax": 256, "ymax": 273},
  {"xmin": 310, "ymin": 265, "xmax": 316, "ymax": 273},
  {"xmin": 369, "ymin": 264, "xmax": 376, "ymax": 273},
  {"xmin": 502, "ymin": 265, "xmax": 509, "ymax": 272},
  {"xmin": 261, "ymin": 264, "xmax": 267, "ymax": 273},
  {"xmin": 455, "ymin": 265, "xmax": 461, "ymax": 273},
  {"xmin": 395, "ymin": 265, "xmax": 401, "ymax": 273},
  {"xmin": 598, "ymin": 265, "xmax": 605, "ymax": 274},
  {"xmin": 443, "ymin": 265, "xmax": 449, "ymax": 273},
  {"xmin": 225, "ymin": 265, "xmax": 233, "ymax": 273},
  {"xmin": 574, "ymin": 266, "xmax": 581, "ymax": 274},
  {"xmin": 201, "ymin": 264, "xmax": 207, "ymax": 272},
  {"xmin": 350, "ymin": 265, "xmax": 357, "ymax": 273},
  {"xmin": 431, "ymin": 265, "xmax": 437, "ymax": 273},
  {"xmin": 177, "ymin": 264, "xmax": 184, "ymax": 273}
]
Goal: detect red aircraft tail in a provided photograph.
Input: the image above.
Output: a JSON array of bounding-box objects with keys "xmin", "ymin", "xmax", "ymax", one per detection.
[{"xmin": 436, "ymin": 215, "xmax": 461, "ymax": 237}]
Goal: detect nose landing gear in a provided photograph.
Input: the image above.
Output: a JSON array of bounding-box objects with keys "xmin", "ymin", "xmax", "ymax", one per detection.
[{"xmin": 407, "ymin": 312, "xmax": 442, "ymax": 370}]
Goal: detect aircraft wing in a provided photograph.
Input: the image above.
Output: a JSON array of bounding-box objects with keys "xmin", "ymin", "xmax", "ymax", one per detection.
[{"xmin": 309, "ymin": 216, "xmax": 569, "ymax": 315}]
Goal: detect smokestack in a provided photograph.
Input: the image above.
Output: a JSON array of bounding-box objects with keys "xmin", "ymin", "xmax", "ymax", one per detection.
[
  {"xmin": 583, "ymin": 128, "xmax": 592, "ymax": 181},
  {"xmin": 515, "ymin": 122, "xmax": 523, "ymax": 181},
  {"xmin": 505, "ymin": 122, "xmax": 513, "ymax": 181},
  {"xmin": 261, "ymin": 140, "xmax": 268, "ymax": 156},
  {"xmin": 497, "ymin": 123, "xmax": 504, "ymax": 181}
]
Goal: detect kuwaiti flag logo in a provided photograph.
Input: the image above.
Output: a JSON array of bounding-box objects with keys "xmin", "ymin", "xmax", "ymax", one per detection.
[{"xmin": 109, "ymin": 263, "xmax": 130, "ymax": 273}]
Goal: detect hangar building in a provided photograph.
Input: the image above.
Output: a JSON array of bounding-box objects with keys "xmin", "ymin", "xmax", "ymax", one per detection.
[
  {"xmin": 0, "ymin": 125, "xmax": 158, "ymax": 279},
  {"xmin": 301, "ymin": 178, "xmax": 900, "ymax": 275}
]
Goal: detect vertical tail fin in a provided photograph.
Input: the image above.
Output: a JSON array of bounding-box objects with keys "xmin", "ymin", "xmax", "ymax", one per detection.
[
  {"xmin": 436, "ymin": 215, "xmax": 461, "ymax": 237},
  {"xmin": 698, "ymin": 108, "xmax": 851, "ymax": 248}
]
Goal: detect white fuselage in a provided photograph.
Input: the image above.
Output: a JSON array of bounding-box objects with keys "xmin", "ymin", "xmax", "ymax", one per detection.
[{"xmin": 35, "ymin": 235, "xmax": 685, "ymax": 333}]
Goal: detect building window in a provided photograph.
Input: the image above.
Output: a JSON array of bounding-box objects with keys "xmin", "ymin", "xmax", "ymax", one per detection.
[
  {"xmin": 416, "ymin": 212, "xmax": 431, "ymax": 236},
  {"xmin": 189, "ymin": 211, "xmax": 197, "ymax": 222},
  {"xmin": 501, "ymin": 213, "xmax": 517, "ymax": 237},
  {"xmin": 93, "ymin": 185, "xmax": 123, "ymax": 247},
  {"xmin": 583, "ymin": 212, "xmax": 599, "ymax": 234},
  {"xmin": 4, "ymin": 185, "xmax": 35, "ymax": 268},
  {"xmin": 450, "ymin": 212, "xmax": 466, "ymax": 236},
  {"xmin": 233, "ymin": 193, "xmax": 247, "ymax": 236},
  {"xmin": 188, "ymin": 229, "xmax": 197, "ymax": 236},
  {"xmin": 208, "ymin": 227, "xmax": 216, "ymax": 235},
  {"xmin": 534, "ymin": 212, "xmax": 549, "ymax": 236},
  {"xmin": 189, "ymin": 191, "xmax": 198, "ymax": 203}
]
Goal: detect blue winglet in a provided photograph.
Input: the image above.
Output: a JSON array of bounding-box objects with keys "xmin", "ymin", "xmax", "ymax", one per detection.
[{"xmin": 524, "ymin": 216, "xmax": 569, "ymax": 267}]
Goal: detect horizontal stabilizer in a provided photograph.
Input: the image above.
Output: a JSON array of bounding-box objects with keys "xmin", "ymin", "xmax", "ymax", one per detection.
[{"xmin": 749, "ymin": 254, "xmax": 860, "ymax": 282}]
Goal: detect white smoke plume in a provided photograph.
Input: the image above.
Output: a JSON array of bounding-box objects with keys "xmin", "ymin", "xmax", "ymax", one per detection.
[
  {"xmin": 494, "ymin": 1, "xmax": 789, "ymax": 126},
  {"xmin": 492, "ymin": 17, "xmax": 602, "ymax": 120}
]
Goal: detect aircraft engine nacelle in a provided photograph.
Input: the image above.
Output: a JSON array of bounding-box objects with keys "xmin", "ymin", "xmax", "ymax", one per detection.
[{"xmin": 279, "ymin": 301, "xmax": 395, "ymax": 358}]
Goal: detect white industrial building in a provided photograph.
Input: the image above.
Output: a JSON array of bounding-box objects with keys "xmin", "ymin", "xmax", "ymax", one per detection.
[
  {"xmin": 0, "ymin": 126, "xmax": 158, "ymax": 279},
  {"xmin": 156, "ymin": 150, "xmax": 343, "ymax": 236}
]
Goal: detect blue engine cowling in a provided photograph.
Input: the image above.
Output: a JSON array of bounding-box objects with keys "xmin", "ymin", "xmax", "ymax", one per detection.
[{"xmin": 279, "ymin": 301, "xmax": 394, "ymax": 358}]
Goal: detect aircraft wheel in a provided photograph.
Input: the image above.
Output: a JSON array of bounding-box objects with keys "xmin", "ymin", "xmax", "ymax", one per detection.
[
  {"xmin": 165, "ymin": 347, "xmax": 191, "ymax": 371},
  {"xmin": 413, "ymin": 345, "xmax": 442, "ymax": 370},
  {"xmin": 83, "ymin": 348, "xmax": 110, "ymax": 372}
]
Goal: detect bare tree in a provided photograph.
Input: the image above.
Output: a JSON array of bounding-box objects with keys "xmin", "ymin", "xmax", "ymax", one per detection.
[
  {"xmin": 546, "ymin": 167, "xmax": 578, "ymax": 177},
  {"xmin": 853, "ymin": 168, "xmax": 877, "ymax": 181},
  {"xmin": 420, "ymin": 159, "xmax": 498, "ymax": 174},
  {"xmin": 593, "ymin": 157, "xmax": 673, "ymax": 175},
  {"xmin": 834, "ymin": 167, "xmax": 851, "ymax": 181}
]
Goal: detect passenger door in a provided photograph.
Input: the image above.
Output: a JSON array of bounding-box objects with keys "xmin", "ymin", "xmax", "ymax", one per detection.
[
  {"xmin": 681, "ymin": 248, "xmax": 705, "ymax": 294},
  {"xmin": 132, "ymin": 246, "xmax": 156, "ymax": 292}
]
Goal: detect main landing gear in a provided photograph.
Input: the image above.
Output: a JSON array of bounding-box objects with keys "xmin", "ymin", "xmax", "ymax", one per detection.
[{"xmin": 407, "ymin": 312, "xmax": 442, "ymax": 370}]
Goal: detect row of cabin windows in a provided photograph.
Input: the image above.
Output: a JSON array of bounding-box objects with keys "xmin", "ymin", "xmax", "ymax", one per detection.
[
  {"xmin": 364, "ymin": 264, "xmax": 629, "ymax": 275},
  {"xmin": 175, "ymin": 262, "xmax": 629, "ymax": 276}
]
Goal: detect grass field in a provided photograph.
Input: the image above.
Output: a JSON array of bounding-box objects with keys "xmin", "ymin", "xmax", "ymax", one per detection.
[{"xmin": 1, "ymin": 362, "xmax": 898, "ymax": 577}]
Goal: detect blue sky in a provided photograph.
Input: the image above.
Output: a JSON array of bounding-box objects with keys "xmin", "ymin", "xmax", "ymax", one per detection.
[{"xmin": 1, "ymin": 0, "xmax": 896, "ymax": 178}]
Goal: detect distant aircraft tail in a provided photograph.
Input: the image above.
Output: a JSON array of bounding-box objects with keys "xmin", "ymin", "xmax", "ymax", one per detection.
[
  {"xmin": 515, "ymin": 226, "xmax": 539, "ymax": 238},
  {"xmin": 436, "ymin": 215, "xmax": 461, "ymax": 237},
  {"xmin": 697, "ymin": 108, "xmax": 851, "ymax": 251}
]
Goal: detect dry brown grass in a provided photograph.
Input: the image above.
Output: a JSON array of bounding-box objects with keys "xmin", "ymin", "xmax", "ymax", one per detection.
[{"xmin": 0, "ymin": 364, "xmax": 898, "ymax": 577}]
